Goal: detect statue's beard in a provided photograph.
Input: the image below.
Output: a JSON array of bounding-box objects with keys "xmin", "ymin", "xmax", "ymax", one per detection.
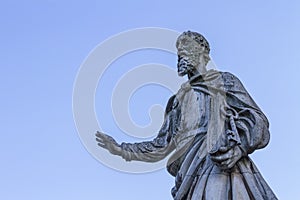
[{"xmin": 177, "ymin": 57, "xmax": 195, "ymax": 77}]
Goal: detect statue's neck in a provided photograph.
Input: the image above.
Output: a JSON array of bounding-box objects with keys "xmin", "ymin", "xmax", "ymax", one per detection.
[{"xmin": 188, "ymin": 64, "xmax": 207, "ymax": 80}]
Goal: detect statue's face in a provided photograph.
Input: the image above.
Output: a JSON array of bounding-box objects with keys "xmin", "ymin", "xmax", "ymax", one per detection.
[{"xmin": 176, "ymin": 36, "xmax": 203, "ymax": 76}]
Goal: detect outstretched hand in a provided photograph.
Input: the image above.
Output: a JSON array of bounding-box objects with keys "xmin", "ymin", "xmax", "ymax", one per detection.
[
  {"xmin": 95, "ymin": 131, "xmax": 122, "ymax": 156},
  {"xmin": 210, "ymin": 145, "xmax": 243, "ymax": 170}
]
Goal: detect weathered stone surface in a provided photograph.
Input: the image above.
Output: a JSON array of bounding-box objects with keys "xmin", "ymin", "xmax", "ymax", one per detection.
[{"xmin": 96, "ymin": 31, "xmax": 277, "ymax": 200}]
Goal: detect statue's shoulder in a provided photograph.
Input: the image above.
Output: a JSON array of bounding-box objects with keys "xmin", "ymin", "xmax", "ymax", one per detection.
[
  {"xmin": 220, "ymin": 71, "xmax": 239, "ymax": 81},
  {"xmin": 202, "ymin": 69, "xmax": 239, "ymax": 81},
  {"xmin": 218, "ymin": 71, "xmax": 243, "ymax": 88}
]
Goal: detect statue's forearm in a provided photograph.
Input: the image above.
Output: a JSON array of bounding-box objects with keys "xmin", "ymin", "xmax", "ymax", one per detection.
[{"xmin": 120, "ymin": 138, "xmax": 174, "ymax": 162}]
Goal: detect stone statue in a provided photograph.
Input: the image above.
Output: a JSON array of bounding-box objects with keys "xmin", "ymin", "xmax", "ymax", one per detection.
[{"xmin": 96, "ymin": 31, "xmax": 278, "ymax": 200}]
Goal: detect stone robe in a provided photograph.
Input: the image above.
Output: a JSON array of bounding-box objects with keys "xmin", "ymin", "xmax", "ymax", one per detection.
[{"xmin": 120, "ymin": 70, "xmax": 278, "ymax": 200}]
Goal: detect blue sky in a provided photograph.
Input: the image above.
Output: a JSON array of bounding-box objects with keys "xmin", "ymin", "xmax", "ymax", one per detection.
[{"xmin": 1, "ymin": 1, "xmax": 300, "ymax": 199}]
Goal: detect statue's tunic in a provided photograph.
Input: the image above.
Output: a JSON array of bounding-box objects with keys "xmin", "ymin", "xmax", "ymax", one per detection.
[{"xmin": 120, "ymin": 70, "xmax": 278, "ymax": 200}]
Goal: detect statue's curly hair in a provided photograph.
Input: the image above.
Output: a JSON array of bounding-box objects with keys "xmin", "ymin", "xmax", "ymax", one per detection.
[{"xmin": 176, "ymin": 31, "xmax": 210, "ymax": 54}]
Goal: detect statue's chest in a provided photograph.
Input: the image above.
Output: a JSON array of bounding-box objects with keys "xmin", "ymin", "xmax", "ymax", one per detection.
[{"xmin": 175, "ymin": 88, "xmax": 210, "ymax": 134}]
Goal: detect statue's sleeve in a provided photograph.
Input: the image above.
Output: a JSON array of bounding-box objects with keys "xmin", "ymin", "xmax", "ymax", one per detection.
[
  {"xmin": 119, "ymin": 96, "xmax": 177, "ymax": 162},
  {"xmin": 224, "ymin": 72, "xmax": 270, "ymax": 155},
  {"xmin": 235, "ymin": 108, "xmax": 270, "ymax": 155}
]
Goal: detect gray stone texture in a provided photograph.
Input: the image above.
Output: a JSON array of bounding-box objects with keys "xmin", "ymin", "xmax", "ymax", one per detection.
[{"xmin": 96, "ymin": 31, "xmax": 278, "ymax": 200}]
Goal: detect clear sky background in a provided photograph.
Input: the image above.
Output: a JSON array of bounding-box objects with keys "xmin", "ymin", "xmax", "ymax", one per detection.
[{"xmin": 1, "ymin": 1, "xmax": 300, "ymax": 199}]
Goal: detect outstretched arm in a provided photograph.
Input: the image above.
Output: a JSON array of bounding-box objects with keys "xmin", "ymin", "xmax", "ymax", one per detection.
[
  {"xmin": 95, "ymin": 130, "xmax": 175, "ymax": 162},
  {"xmin": 95, "ymin": 95, "xmax": 178, "ymax": 162}
]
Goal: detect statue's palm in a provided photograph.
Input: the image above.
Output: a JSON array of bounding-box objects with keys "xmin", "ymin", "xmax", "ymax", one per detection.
[{"xmin": 95, "ymin": 131, "xmax": 122, "ymax": 156}]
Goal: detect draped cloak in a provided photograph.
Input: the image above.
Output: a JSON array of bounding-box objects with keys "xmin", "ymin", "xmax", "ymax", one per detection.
[{"xmin": 120, "ymin": 70, "xmax": 278, "ymax": 200}]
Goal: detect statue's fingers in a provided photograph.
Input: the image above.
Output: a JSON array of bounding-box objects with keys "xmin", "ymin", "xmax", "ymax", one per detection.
[
  {"xmin": 216, "ymin": 162, "xmax": 230, "ymax": 170},
  {"xmin": 211, "ymin": 152, "xmax": 231, "ymax": 162},
  {"xmin": 220, "ymin": 157, "xmax": 232, "ymax": 166},
  {"xmin": 96, "ymin": 130, "xmax": 103, "ymax": 134},
  {"xmin": 211, "ymin": 155, "xmax": 227, "ymax": 163},
  {"xmin": 97, "ymin": 142, "xmax": 107, "ymax": 148},
  {"xmin": 218, "ymin": 146, "xmax": 231, "ymax": 153},
  {"xmin": 96, "ymin": 133, "xmax": 109, "ymax": 141},
  {"xmin": 220, "ymin": 155, "xmax": 239, "ymax": 169},
  {"xmin": 96, "ymin": 137, "xmax": 104, "ymax": 143},
  {"xmin": 95, "ymin": 132, "xmax": 104, "ymax": 138}
]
